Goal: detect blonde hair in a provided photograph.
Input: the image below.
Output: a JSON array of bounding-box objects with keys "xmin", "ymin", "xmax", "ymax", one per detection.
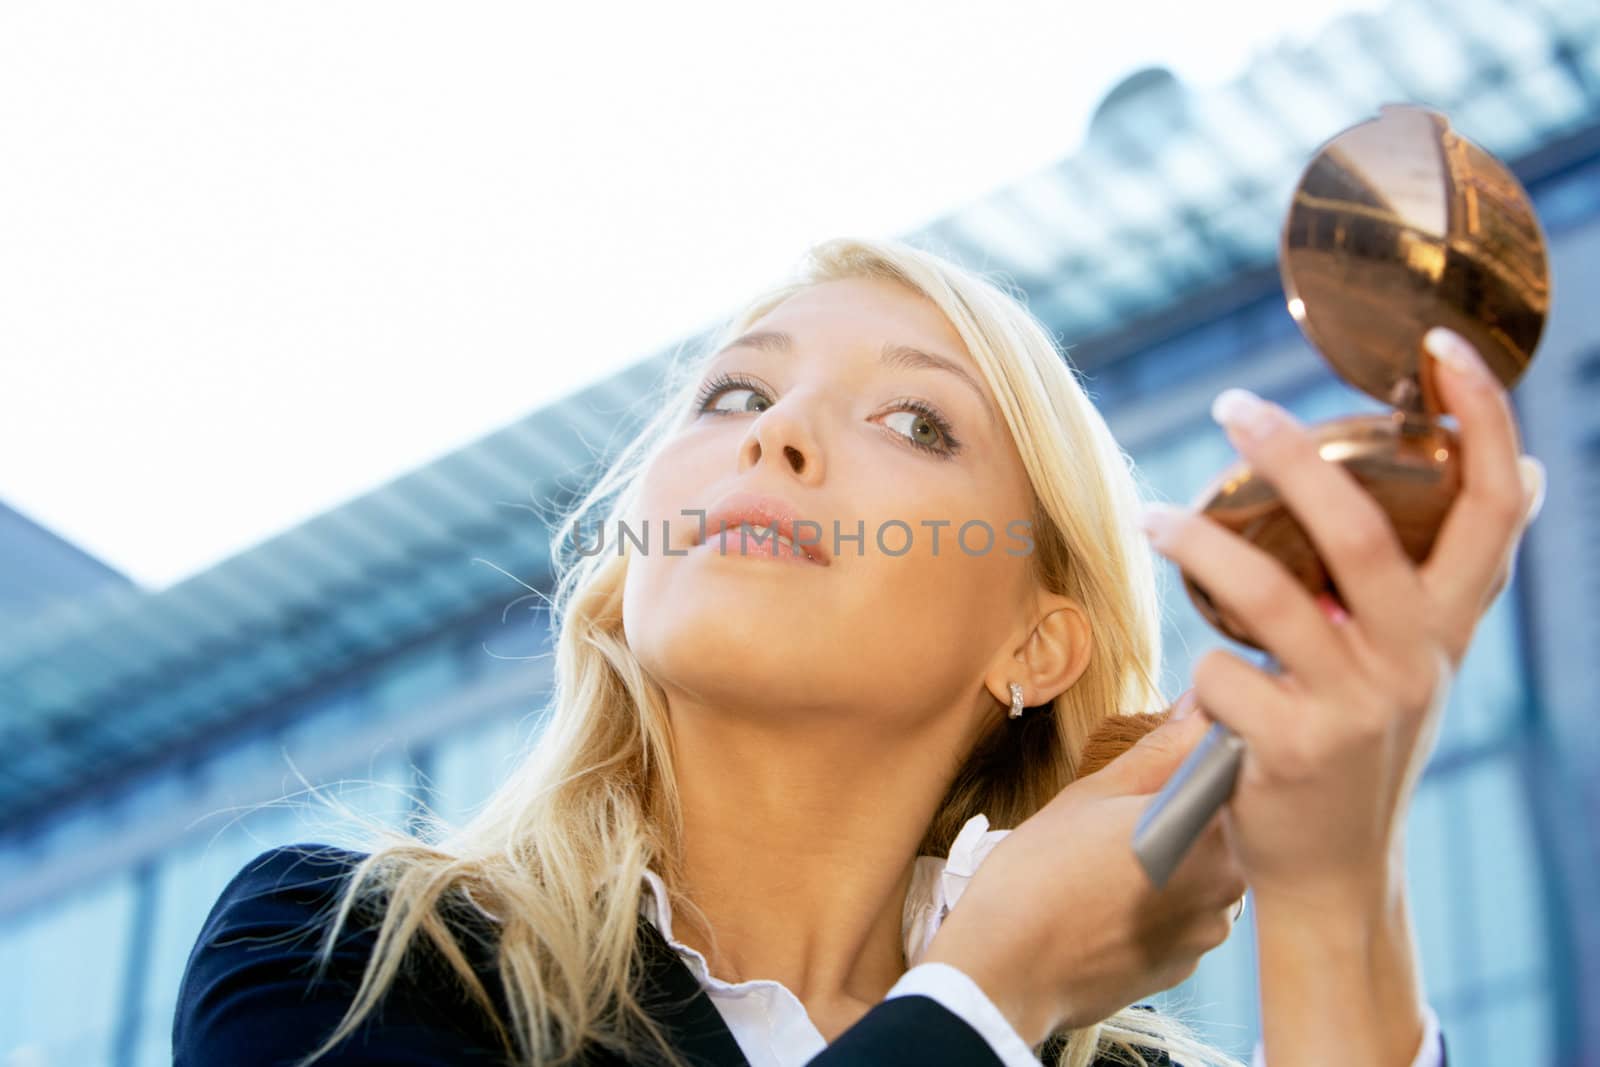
[{"xmin": 288, "ymin": 236, "xmax": 1248, "ymax": 1067}]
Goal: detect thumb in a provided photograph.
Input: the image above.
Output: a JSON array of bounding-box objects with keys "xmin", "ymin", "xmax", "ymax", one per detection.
[{"xmin": 1095, "ymin": 703, "xmax": 1210, "ymax": 796}]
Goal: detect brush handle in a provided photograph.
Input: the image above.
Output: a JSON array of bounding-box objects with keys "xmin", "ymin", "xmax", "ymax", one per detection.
[
  {"xmin": 1131, "ymin": 719, "xmax": 1246, "ymax": 888},
  {"xmin": 1131, "ymin": 654, "xmax": 1280, "ymax": 888}
]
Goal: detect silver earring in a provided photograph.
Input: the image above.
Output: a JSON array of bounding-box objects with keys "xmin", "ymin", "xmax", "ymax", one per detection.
[{"xmin": 1008, "ymin": 682, "xmax": 1025, "ymax": 719}]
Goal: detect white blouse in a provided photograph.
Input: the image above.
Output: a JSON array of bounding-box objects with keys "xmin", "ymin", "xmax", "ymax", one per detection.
[{"xmin": 638, "ymin": 813, "xmax": 1444, "ymax": 1067}]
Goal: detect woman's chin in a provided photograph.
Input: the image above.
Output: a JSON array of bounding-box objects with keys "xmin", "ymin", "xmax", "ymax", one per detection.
[
  {"xmin": 662, "ymin": 603, "xmax": 836, "ymax": 673},
  {"xmin": 623, "ymin": 550, "xmax": 847, "ymax": 684}
]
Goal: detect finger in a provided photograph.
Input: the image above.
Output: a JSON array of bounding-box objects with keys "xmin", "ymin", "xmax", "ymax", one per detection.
[
  {"xmin": 1093, "ymin": 708, "xmax": 1213, "ymax": 796},
  {"xmin": 1142, "ymin": 502, "xmax": 1350, "ymax": 693},
  {"xmin": 1479, "ymin": 457, "xmax": 1545, "ymax": 609},
  {"xmin": 1209, "ymin": 389, "xmax": 1425, "ymax": 655},
  {"xmin": 1416, "ymin": 327, "xmax": 1531, "ymax": 646},
  {"xmin": 1161, "ymin": 817, "xmax": 1247, "ymax": 913},
  {"xmin": 1187, "ymin": 647, "xmax": 1302, "ymax": 767}
]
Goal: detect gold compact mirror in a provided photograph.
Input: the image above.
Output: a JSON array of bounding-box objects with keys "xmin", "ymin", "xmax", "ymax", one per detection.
[
  {"xmin": 1181, "ymin": 103, "xmax": 1550, "ymax": 647},
  {"xmin": 1133, "ymin": 104, "xmax": 1551, "ymax": 888}
]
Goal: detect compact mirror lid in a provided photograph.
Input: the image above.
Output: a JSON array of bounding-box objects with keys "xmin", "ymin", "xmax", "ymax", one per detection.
[{"xmin": 1280, "ymin": 103, "xmax": 1550, "ymax": 415}]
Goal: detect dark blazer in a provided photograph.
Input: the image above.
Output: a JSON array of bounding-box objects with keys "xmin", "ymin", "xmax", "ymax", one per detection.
[{"xmin": 175, "ymin": 843, "xmax": 1321, "ymax": 1066}]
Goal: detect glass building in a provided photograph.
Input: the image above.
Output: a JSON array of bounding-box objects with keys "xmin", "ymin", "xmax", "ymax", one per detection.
[{"xmin": 4, "ymin": 1, "xmax": 1598, "ymax": 1063}]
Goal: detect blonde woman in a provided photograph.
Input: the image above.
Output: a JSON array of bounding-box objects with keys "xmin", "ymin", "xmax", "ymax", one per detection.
[{"xmin": 174, "ymin": 236, "xmax": 1537, "ymax": 1066}]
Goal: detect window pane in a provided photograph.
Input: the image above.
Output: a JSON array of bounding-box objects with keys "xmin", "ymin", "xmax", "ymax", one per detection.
[
  {"xmin": 1459, "ymin": 758, "xmax": 1551, "ymax": 983},
  {"xmin": 422, "ymin": 711, "xmax": 535, "ymax": 830},
  {"xmin": 1479, "ymin": 980, "xmax": 1556, "ymax": 1066},
  {"xmin": 0, "ymin": 873, "xmax": 135, "ymax": 1067},
  {"xmin": 1407, "ymin": 777, "xmax": 1472, "ymax": 1002}
]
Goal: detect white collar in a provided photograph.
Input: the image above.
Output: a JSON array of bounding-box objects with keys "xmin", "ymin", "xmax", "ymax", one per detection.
[{"xmin": 637, "ymin": 813, "xmax": 1010, "ymax": 985}]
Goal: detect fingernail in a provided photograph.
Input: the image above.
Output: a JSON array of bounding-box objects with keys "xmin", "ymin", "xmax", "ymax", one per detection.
[
  {"xmin": 1171, "ymin": 690, "xmax": 1199, "ymax": 721},
  {"xmin": 1424, "ymin": 327, "xmax": 1489, "ymax": 383},
  {"xmin": 1315, "ymin": 591, "xmax": 1350, "ymax": 625},
  {"xmin": 1519, "ymin": 456, "xmax": 1546, "ymax": 524},
  {"xmin": 1211, "ymin": 388, "xmax": 1278, "ymax": 441},
  {"xmin": 1140, "ymin": 501, "xmax": 1185, "ymax": 542}
]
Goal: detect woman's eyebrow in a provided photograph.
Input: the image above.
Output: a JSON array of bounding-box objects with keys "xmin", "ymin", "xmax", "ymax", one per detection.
[{"xmin": 716, "ymin": 329, "xmax": 997, "ymax": 428}]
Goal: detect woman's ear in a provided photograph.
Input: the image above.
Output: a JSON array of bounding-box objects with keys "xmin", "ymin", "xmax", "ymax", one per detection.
[{"xmin": 983, "ymin": 593, "xmax": 1092, "ymax": 711}]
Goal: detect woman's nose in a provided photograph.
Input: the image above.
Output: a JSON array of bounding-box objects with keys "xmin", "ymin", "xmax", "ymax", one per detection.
[{"xmin": 738, "ymin": 398, "xmax": 824, "ymax": 482}]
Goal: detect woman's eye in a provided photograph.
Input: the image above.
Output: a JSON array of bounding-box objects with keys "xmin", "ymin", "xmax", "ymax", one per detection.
[
  {"xmin": 704, "ymin": 386, "xmax": 771, "ymax": 414},
  {"xmin": 881, "ymin": 409, "xmax": 946, "ymax": 450}
]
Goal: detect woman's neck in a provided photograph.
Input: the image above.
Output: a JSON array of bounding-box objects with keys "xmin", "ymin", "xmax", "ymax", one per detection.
[{"xmin": 665, "ymin": 696, "xmax": 975, "ymax": 1018}]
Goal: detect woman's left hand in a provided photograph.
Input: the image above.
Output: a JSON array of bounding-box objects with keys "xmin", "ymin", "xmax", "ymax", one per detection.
[{"xmin": 1138, "ymin": 325, "xmax": 1546, "ymax": 904}]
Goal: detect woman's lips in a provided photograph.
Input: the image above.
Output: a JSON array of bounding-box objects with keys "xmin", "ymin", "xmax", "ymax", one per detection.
[
  {"xmin": 695, "ymin": 523, "xmax": 823, "ymax": 565},
  {"xmin": 694, "ymin": 492, "xmax": 832, "ymax": 565}
]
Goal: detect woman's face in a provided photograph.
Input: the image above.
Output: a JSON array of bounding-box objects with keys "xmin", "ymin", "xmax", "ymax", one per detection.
[{"xmin": 622, "ymin": 276, "xmax": 1045, "ymax": 732}]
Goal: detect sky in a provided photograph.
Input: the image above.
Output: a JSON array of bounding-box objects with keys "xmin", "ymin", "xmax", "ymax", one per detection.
[{"xmin": 0, "ymin": 0, "xmax": 1386, "ymax": 592}]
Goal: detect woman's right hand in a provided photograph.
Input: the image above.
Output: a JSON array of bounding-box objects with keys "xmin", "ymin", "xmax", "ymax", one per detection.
[{"xmin": 920, "ymin": 698, "xmax": 1246, "ymax": 1046}]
